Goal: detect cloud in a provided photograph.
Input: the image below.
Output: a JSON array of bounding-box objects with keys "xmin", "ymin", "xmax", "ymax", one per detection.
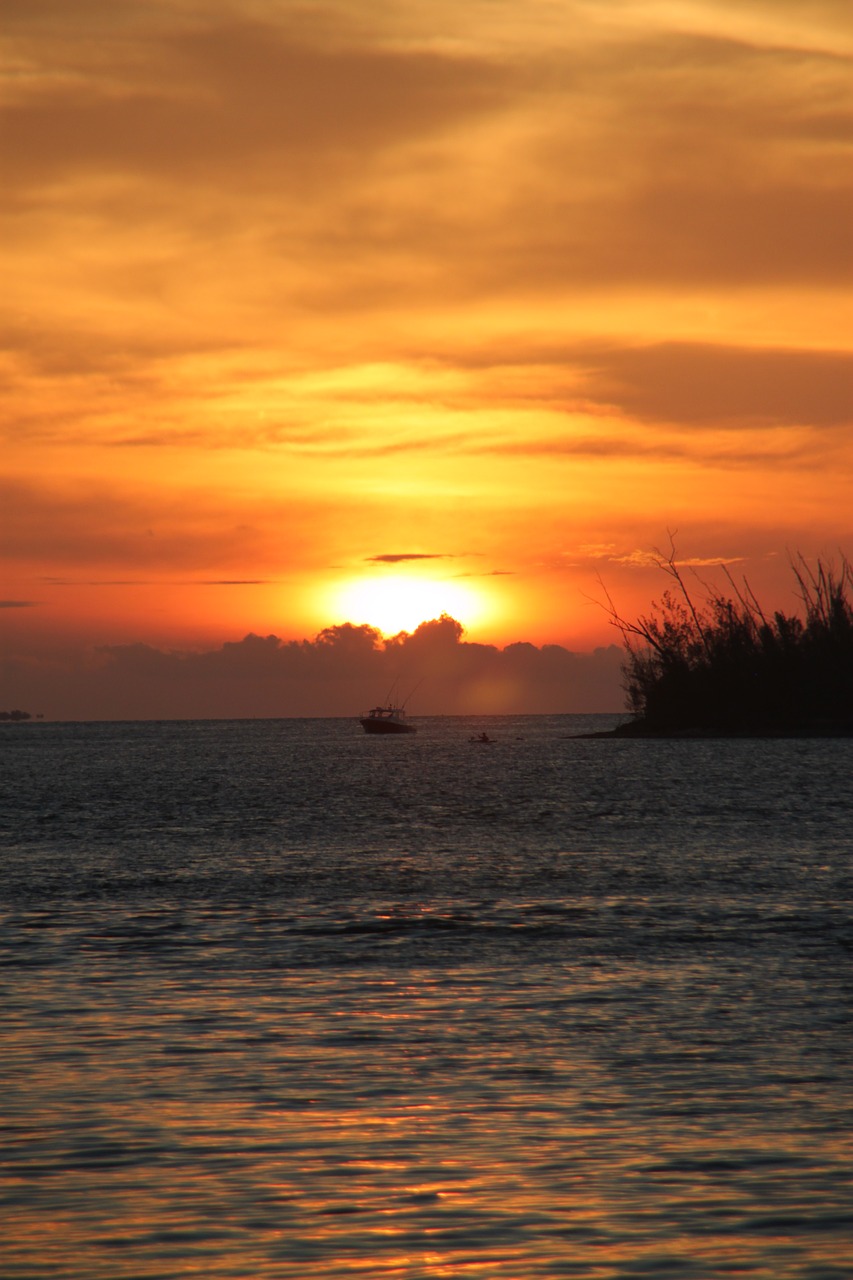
[
  {"xmin": 0, "ymin": 600, "xmax": 38, "ymax": 608},
  {"xmin": 676, "ymin": 557, "xmax": 745, "ymax": 568},
  {"xmin": 609, "ymin": 550, "xmax": 745, "ymax": 570},
  {"xmin": 3, "ymin": 616, "xmax": 626, "ymax": 719},
  {"xmin": 0, "ymin": 478, "xmax": 250, "ymax": 569},
  {"xmin": 0, "ymin": 476, "xmax": 323, "ymax": 575},
  {"xmin": 37, "ymin": 577, "xmax": 271, "ymax": 587},
  {"xmin": 485, "ymin": 29, "xmax": 853, "ymax": 293},
  {"xmin": 7, "ymin": 9, "xmax": 846, "ymax": 339},
  {"xmin": 1, "ymin": 18, "xmax": 512, "ymax": 193},
  {"xmin": 3, "ymin": 7, "xmax": 849, "ymax": 392},
  {"xmin": 455, "ymin": 569, "xmax": 515, "ymax": 578},
  {"xmin": 583, "ymin": 342, "xmax": 853, "ymax": 429},
  {"xmin": 366, "ymin": 553, "xmax": 450, "ymax": 563},
  {"xmin": 433, "ymin": 339, "xmax": 852, "ymax": 437}
]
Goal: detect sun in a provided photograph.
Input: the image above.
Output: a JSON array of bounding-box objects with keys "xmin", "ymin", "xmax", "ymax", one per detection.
[{"xmin": 326, "ymin": 574, "xmax": 489, "ymax": 636}]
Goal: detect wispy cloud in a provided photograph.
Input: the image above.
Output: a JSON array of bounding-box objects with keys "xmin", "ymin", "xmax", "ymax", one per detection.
[
  {"xmin": 453, "ymin": 569, "xmax": 515, "ymax": 578},
  {"xmin": 611, "ymin": 550, "xmax": 745, "ymax": 570},
  {"xmin": 38, "ymin": 578, "xmax": 271, "ymax": 587},
  {"xmin": 366, "ymin": 553, "xmax": 451, "ymax": 563}
]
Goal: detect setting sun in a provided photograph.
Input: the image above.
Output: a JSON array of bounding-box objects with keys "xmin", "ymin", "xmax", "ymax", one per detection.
[{"xmin": 326, "ymin": 574, "xmax": 490, "ymax": 637}]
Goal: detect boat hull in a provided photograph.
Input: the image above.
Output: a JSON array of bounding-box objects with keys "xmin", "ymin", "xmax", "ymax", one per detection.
[{"xmin": 360, "ymin": 717, "xmax": 416, "ymax": 734}]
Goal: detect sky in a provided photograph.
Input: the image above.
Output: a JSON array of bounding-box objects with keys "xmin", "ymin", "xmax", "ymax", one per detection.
[{"xmin": 2, "ymin": 0, "xmax": 852, "ymax": 718}]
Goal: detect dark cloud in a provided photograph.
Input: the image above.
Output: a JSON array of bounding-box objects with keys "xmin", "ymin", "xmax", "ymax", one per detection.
[
  {"xmin": 1, "ymin": 20, "xmax": 512, "ymax": 192},
  {"xmin": 489, "ymin": 165, "xmax": 851, "ymax": 301},
  {"xmin": 581, "ymin": 342, "xmax": 853, "ymax": 429},
  {"xmin": 2, "ymin": 617, "xmax": 625, "ymax": 719},
  {"xmin": 601, "ymin": 180, "xmax": 853, "ymax": 290},
  {"xmin": 366, "ymin": 554, "xmax": 449, "ymax": 563},
  {"xmin": 0, "ymin": 600, "xmax": 38, "ymax": 608},
  {"xmin": 427, "ymin": 339, "xmax": 852, "ymax": 437}
]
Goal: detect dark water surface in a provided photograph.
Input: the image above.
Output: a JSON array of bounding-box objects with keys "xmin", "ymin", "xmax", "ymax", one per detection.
[{"xmin": 2, "ymin": 716, "xmax": 851, "ymax": 1278}]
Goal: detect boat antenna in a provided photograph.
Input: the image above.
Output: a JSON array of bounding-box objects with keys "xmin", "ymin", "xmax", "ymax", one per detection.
[{"xmin": 403, "ymin": 678, "xmax": 424, "ymax": 707}]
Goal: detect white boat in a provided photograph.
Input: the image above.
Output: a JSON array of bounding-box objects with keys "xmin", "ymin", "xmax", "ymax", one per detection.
[{"xmin": 359, "ymin": 704, "xmax": 417, "ymax": 735}]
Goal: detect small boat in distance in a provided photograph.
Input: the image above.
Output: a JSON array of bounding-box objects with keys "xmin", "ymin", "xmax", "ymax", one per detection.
[
  {"xmin": 360, "ymin": 704, "xmax": 417, "ymax": 735},
  {"xmin": 360, "ymin": 680, "xmax": 421, "ymax": 734}
]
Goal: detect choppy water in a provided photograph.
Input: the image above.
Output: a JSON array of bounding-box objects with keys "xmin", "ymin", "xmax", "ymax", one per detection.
[{"xmin": 1, "ymin": 716, "xmax": 852, "ymax": 1278}]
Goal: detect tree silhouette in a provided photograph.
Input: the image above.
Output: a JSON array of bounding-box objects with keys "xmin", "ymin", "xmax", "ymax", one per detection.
[{"xmin": 601, "ymin": 543, "xmax": 853, "ymax": 734}]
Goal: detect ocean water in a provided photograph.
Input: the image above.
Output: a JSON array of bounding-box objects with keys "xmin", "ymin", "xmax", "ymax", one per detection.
[{"xmin": 1, "ymin": 714, "xmax": 851, "ymax": 1279}]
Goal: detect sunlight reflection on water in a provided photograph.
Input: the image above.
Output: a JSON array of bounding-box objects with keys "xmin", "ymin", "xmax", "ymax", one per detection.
[
  {"xmin": 5, "ymin": 954, "xmax": 852, "ymax": 1278},
  {"xmin": 1, "ymin": 718, "xmax": 852, "ymax": 1277}
]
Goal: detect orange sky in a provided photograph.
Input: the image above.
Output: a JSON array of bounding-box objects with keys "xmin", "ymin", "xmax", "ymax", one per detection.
[{"xmin": 2, "ymin": 0, "xmax": 852, "ymax": 713}]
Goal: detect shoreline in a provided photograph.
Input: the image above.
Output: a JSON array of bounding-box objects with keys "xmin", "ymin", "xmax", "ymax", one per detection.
[{"xmin": 576, "ymin": 721, "xmax": 853, "ymax": 739}]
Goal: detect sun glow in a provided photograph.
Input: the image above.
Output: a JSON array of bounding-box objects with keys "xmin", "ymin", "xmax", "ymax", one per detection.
[{"xmin": 327, "ymin": 574, "xmax": 490, "ymax": 637}]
